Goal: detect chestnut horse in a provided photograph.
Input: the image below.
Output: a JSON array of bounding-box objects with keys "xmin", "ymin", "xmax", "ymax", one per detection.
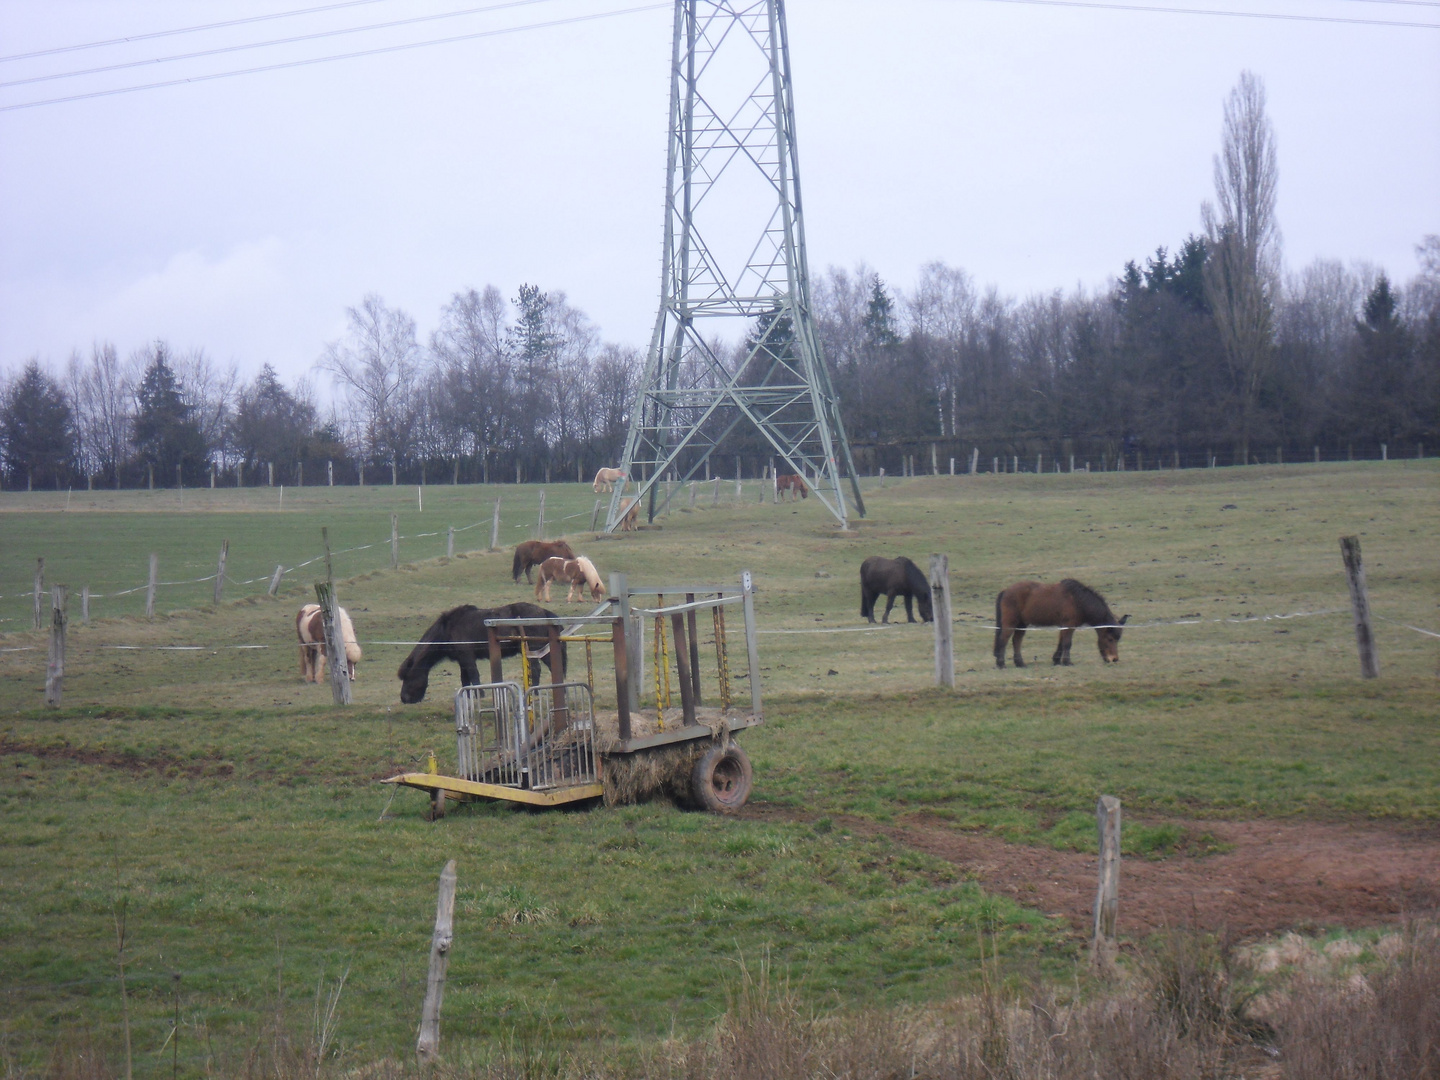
[
  {"xmin": 776, "ymin": 474, "xmax": 809, "ymax": 500},
  {"xmin": 512, "ymin": 539, "xmax": 576, "ymax": 583},
  {"xmin": 535, "ymin": 555, "xmax": 605, "ymax": 603},
  {"xmin": 397, "ymin": 602, "xmax": 566, "ymax": 703},
  {"xmin": 618, "ymin": 498, "xmax": 640, "ymax": 532},
  {"xmin": 592, "ymin": 467, "xmax": 627, "ymax": 493},
  {"xmin": 994, "ymin": 579, "xmax": 1128, "ymax": 668},
  {"xmin": 296, "ymin": 603, "xmax": 361, "ymax": 682}
]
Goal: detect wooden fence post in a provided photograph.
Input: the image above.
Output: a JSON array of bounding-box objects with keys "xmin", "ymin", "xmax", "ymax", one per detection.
[
  {"xmin": 315, "ymin": 581, "xmax": 352, "ymax": 705},
  {"xmin": 390, "ymin": 513, "xmax": 399, "ymax": 569},
  {"xmin": 490, "ymin": 498, "xmax": 501, "ymax": 551},
  {"xmin": 33, "ymin": 557, "xmax": 44, "ymax": 630},
  {"xmin": 81, "ymin": 586, "xmax": 90, "ymax": 624},
  {"xmin": 45, "ymin": 585, "xmax": 67, "ymax": 707},
  {"xmin": 213, "ymin": 540, "xmax": 228, "ymax": 606},
  {"xmin": 447, "ymin": 527, "xmax": 455, "ymax": 558},
  {"xmin": 537, "ymin": 490, "xmax": 546, "ymax": 538},
  {"xmin": 1092, "ymin": 795, "xmax": 1121, "ymax": 970},
  {"xmin": 929, "ymin": 554, "xmax": 954, "ymax": 688},
  {"xmin": 590, "ymin": 500, "xmax": 602, "ymax": 532},
  {"xmin": 416, "ymin": 859, "xmax": 458, "ymax": 1062},
  {"xmin": 741, "ymin": 570, "xmax": 762, "ymax": 717},
  {"xmin": 688, "ymin": 481, "xmax": 696, "ymax": 509},
  {"xmin": 328, "ymin": 460, "xmax": 334, "ymax": 486},
  {"xmin": 712, "ymin": 477, "xmax": 721, "ymax": 506},
  {"xmin": 268, "ymin": 565, "xmax": 284, "ymax": 597},
  {"xmin": 611, "ymin": 572, "xmax": 641, "ymax": 713},
  {"xmin": 1339, "ymin": 536, "xmax": 1379, "ymax": 679},
  {"xmin": 145, "ymin": 554, "xmax": 158, "ymax": 618}
]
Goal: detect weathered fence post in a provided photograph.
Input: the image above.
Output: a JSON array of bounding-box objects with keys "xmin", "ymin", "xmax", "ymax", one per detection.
[
  {"xmin": 949, "ymin": 457, "xmax": 955, "ymax": 476},
  {"xmin": 267, "ymin": 462, "xmax": 274, "ymax": 487},
  {"xmin": 931, "ymin": 444, "xmax": 938, "ymax": 474},
  {"xmin": 1339, "ymin": 536, "xmax": 1379, "ymax": 679},
  {"xmin": 1093, "ymin": 795, "xmax": 1121, "ymax": 970},
  {"xmin": 590, "ymin": 500, "xmax": 602, "ymax": 532},
  {"xmin": 446, "ymin": 526, "xmax": 455, "ymax": 559},
  {"xmin": 416, "ymin": 859, "xmax": 458, "ymax": 1062},
  {"xmin": 45, "ymin": 585, "xmax": 67, "ymax": 707},
  {"xmin": 611, "ymin": 572, "xmax": 642, "ymax": 713},
  {"xmin": 970, "ymin": 447, "xmax": 979, "ymax": 475},
  {"xmin": 1037, "ymin": 452, "xmax": 1043, "ymax": 474},
  {"xmin": 33, "ymin": 557, "xmax": 44, "ymax": 630},
  {"xmin": 390, "ymin": 513, "xmax": 399, "ymax": 569},
  {"xmin": 688, "ymin": 481, "xmax": 696, "ymax": 509},
  {"xmin": 315, "ymin": 581, "xmax": 352, "ymax": 706},
  {"xmin": 268, "ymin": 565, "xmax": 284, "ymax": 597},
  {"xmin": 929, "ymin": 554, "xmax": 954, "ymax": 689},
  {"xmin": 213, "ymin": 540, "xmax": 228, "ymax": 606},
  {"xmin": 209, "ymin": 464, "xmax": 215, "ymax": 489},
  {"xmin": 712, "ymin": 477, "xmax": 721, "ymax": 506},
  {"xmin": 145, "ymin": 554, "xmax": 158, "ymax": 618},
  {"xmin": 741, "ymin": 570, "xmax": 762, "ymax": 717},
  {"xmin": 1381, "ymin": 443, "xmax": 1388, "ymax": 462},
  {"xmin": 537, "ymin": 490, "xmax": 546, "ymax": 538},
  {"xmin": 328, "ymin": 460, "xmax": 334, "ymax": 486},
  {"xmin": 490, "ymin": 498, "xmax": 501, "ymax": 551},
  {"xmin": 81, "ymin": 585, "xmax": 90, "ymax": 624},
  {"xmin": 992, "ymin": 457, "xmax": 999, "ymax": 475}
]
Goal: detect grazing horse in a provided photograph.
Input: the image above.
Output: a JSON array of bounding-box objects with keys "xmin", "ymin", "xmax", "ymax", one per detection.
[
  {"xmin": 592, "ymin": 467, "xmax": 627, "ymax": 493},
  {"xmin": 859, "ymin": 556, "xmax": 934, "ymax": 624},
  {"xmin": 994, "ymin": 579, "xmax": 1128, "ymax": 668},
  {"xmin": 397, "ymin": 602, "xmax": 567, "ymax": 704},
  {"xmin": 296, "ymin": 603, "xmax": 361, "ymax": 682},
  {"xmin": 776, "ymin": 474, "xmax": 809, "ymax": 500},
  {"xmin": 618, "ymin": 498, "xmax": 640, "ymax": 532},
  {"xmin": 512, "ymin": 539, "xmax": 576, "ymax": 583},
  {"xmin": 535, "ymin": 555, "xmax": 606, "ymax": 603}
]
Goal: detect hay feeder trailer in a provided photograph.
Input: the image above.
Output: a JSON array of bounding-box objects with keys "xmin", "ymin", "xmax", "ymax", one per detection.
[{"xmin": 384, "ymin": 572, "xmax": 763, "ymax": 816}]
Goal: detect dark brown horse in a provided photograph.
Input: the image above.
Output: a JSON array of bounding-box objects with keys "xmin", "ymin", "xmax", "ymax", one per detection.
[
  {"xmin": 398, "ymin": 602, "xmax": 567, "ymax": 703},
  {"xmin": 512, "ymin": 539, "xmax": 576, "ymax": 583},
  {"xmin": 994, "ymin": 579, "xmax": 1128, "ymax": 668},
  {"xmin": 860, "ymin": 555, "xmax": 934, "ymax": 624}
]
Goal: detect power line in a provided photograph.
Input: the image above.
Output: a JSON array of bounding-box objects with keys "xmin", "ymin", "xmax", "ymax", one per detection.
[
  {"xmin": 0, "ymin": 4, "xmax": 669, "ymax": 113},
  {"xmin": 0, "ymin": 0, "xmax": 397, "ymax": 64},
  {"xmin": 0, "ymin": 0, "xmax": 562, "ymax": 91},
  {"xmin": 953, "ymin": 0, "xmax": 1440, "ymax": 27}
]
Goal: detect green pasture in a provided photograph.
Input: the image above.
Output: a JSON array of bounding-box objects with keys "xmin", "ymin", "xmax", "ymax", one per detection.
[{"xmin": 1, "ymin": 462, "xmax": 1437, "ymax": 1068}]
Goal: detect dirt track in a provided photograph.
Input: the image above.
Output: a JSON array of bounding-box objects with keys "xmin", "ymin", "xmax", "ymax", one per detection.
[{"xmin": 743, "ymin": 806, "xmax": 1440, "ymax": 938}]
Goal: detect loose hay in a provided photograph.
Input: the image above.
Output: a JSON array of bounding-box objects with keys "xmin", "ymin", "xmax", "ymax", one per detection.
[{"xmin": 602, "ymin": 734, "xmax": 722, "ymax": 807}]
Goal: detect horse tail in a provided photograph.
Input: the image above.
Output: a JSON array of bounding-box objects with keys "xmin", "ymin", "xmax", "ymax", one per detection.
[
  {"xmin": 993, "ymin": 590, "xmax": 1005, "ymax": 657},
  {"xmin": 511, "ymin": 545, "xmax": 525, "ymax": 582}
]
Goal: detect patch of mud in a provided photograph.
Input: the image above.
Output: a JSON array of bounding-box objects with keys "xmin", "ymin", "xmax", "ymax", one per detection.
[
  {"xmin": 2, "ymin": 738, "xmax": 234, "ymax": 779},
  {"xmin": 742, "ymin": 805, "xmax": 1440, "ymax": 938}
]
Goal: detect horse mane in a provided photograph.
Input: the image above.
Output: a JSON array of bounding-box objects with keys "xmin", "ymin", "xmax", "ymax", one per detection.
[
  {"xmin": 398, "ymin": 604, "xmax": 478, "ymax": 680},
  {"xmin": 900, "ymin": 557, "xmax": 929, "ymax": 596},
  {"xmin": 1061, "ymin": 579, "xmax": 1114, "ymax": 627}
]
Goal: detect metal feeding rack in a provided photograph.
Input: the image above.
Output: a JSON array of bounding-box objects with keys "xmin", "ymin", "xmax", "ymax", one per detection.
[{"xmin": 383, "ymin": 571, "xmax": 763, "ymax": 816}]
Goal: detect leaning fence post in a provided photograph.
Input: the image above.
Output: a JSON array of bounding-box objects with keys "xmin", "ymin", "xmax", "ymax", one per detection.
[
  {"xmin": 590, "ymin": 499, "xmax": 602, "ymax": 532},
  {"xmin": 490, "ymin": 497, "xmax": 501, "ymax": 551},
  {"xmin": 1339, "ymin": 536, "xmax": 1380, "ymax": 679},
  {"xmin": 1092, "ymin": 795, "xmax": 1121, "ymax": 970},
  {"xmin": 45, "ymin": 585, "xmax": 67, "ymax": 707},
  {"xmin": 741, "ymin": 570, "xmax": 762, "ymax": 717},
  {"xmin": 33, "ymin": 557, "xmax": 44, "ymax": 630},
  {"xmin": 268, "ymin": 564, "xmax": 284, "ymax": 597},
  {"xmin": 213, "ymin": 540, "xmax": 228, "ymax": 606},
  {"xmin": 416, "ymin": 858, "xmax": 458, "ymax": 1062},
  {"xmin": 315, "ymin": 581, "xmax": 352, "ymax": 706},
  {"xmin": 145, "ymin": 554, "xmax": 158, "ymax": 618},
  {"xmin": 929, "ymin": 554, "xmax": 954, "ymax": 688}
]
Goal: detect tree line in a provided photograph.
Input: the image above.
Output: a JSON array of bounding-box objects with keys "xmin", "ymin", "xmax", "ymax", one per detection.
[{"xmin": 3, "ymin": 73, "xmax": 1436, "ymax": 489}]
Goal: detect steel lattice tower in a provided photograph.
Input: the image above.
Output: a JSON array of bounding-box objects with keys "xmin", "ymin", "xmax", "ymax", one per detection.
[{"xmin": 607, "ymin": 0, "xmax": 865, "ymax": 530}]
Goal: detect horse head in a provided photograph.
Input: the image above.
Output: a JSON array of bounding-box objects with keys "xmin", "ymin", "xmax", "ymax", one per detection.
[{"xmin": 1096, "ymin": 614, "xmax": 1129, "ymax": 663}]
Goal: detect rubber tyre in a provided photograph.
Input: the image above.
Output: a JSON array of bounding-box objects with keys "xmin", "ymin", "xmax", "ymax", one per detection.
[{"xmin": 690, "ymin": 743, "xmax": 753, "ymax": 813}]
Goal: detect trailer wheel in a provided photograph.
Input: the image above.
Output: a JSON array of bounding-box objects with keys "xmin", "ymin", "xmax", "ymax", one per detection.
[
  {"xmin": 429, "ymin": 788, "xmax": 447, "ymax": 820},
  {"xmin": 691, "ymin": 743, "xmax": 752, "ymax": 813}
]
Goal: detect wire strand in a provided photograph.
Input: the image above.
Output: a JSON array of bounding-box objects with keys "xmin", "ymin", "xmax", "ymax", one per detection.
[{"xmin": 951, "ymin": 0, "xmax": 1439, "ymax": 28}]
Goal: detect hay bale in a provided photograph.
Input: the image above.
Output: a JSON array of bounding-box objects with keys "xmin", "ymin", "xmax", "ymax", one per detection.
[{"xmin": 602, "ymin": 734, "xmax": 721, "ymax": 807}]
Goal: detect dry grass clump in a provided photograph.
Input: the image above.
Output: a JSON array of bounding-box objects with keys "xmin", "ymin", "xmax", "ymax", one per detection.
[{"xmin": 601, "ymin": 740, "xmax": 713, "ymax": 807}]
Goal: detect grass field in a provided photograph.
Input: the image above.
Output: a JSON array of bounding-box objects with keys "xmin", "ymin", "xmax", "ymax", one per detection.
[{"xmin": 1, "ymin": 462, "xmax": 1437, "ymax": 1070}]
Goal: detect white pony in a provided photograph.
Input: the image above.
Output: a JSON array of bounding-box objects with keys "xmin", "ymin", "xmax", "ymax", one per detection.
[
  {"xmin": 592, "ymin": 467, "xmax": 627, "ymax": 493},
  {"xmin": 296, "ymin": 603, "xmax": 362, "ymax": 682}
]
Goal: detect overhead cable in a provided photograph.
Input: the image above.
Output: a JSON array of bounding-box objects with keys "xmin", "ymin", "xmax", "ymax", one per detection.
[
  {"xmin": 0, "ymin": 3, "xmax": 669, "ymax": 113},
  {"xmin": 956, "ymin": 0, "xmax": 1439, "ymax": 28}
]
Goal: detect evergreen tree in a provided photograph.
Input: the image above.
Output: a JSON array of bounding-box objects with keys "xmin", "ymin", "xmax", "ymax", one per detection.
[
  {"xmin": 132, "ymin": 345, "xmax": 208, "ymax": 485},
  {"xmin": 1, "ymin": 361, "xmax": 74, "ymax": 489},
  {"xmin": 1347, "ymin": 275, "xmax": 1415, "ymax": 444}
]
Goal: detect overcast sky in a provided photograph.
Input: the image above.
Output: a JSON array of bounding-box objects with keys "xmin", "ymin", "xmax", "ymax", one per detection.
[{"xmin": 2, "ymin": 0, "xmax": 1437, "ymax": 390}]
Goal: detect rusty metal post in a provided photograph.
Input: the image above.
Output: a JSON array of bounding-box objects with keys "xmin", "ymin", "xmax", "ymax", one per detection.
[
  {"xmin": 487, "ymin": 626, "xmax": 504, "ymax": 684},
  {"xmin": 671, "ymin": 611, "xmax": 697, "ymax": 727},
  {"xmin": 685, "ymin": 593, "xmax": 701, "ymax": 704}
]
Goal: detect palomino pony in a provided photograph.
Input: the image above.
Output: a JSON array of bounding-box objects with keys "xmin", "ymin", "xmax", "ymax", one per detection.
[
  {"xmin": 397, "ymin": 602, "xmax": 566, "ymax": 704},
  {"xmin": 776, "ymin": 474, "xmax": 809, "ymax": 500},
  {"xmin": 296, "ymin": 603, "xmax": 362, "ymax": 682},
  {"xmin": 859, "ymin": 556, "xmax": 934, "ymax": 624},
  {"xmin": 535, "ymin": 555, "xmax": 605, "ymax": 603},
  {"xmin": 592, "ymin": 467, "xmax": 627, "ymax": 493},
  {"xmin": 993, "ymin": 579, "xmax": 1128, "ymax": 668},
  {"xmin": 618, "ymin": 498, "xmax": 640, "ymax": 532},
  {"xmin": 512, "ymin": 539, "xmax": 576, "ymax": 583}
]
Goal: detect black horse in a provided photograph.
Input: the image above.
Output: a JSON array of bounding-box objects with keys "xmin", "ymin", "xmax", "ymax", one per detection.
[
  {"xmin": 859, "ymin": 556, "xmax": 934, "ymax": 624},
  {"xmin": 397, "ymin": 602, "xmax": 567, "ymax": 704}
]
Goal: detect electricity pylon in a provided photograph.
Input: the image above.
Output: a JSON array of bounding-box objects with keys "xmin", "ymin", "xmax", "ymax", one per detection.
[{"xmin": 607, "ymin": 0, "xmax": 865, "ymax": 530}]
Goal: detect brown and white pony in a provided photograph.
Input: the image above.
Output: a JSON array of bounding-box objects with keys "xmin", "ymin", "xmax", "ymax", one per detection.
[
  {"xmin": 512, "ymin": 539, "xmax": 577, "ymax": 583},
  {"xmin": 618, "ymin": 498, "xmax": 640, "ymax": 532},
  {"xmin": 994, "ymin": 579, "xmax": 1128, "ymax": 668},
  {"xmin": 535, "ymin": 556, "xmax": 606, "ymax": 603},
  {"xmin": 296, "ymin": 603, "xmax": 362, "ymax": 682},
  {"xmin": 776, "ymin": 474, "xmax": 809, "ymax": 500},
  {"xmin": 592, "ymin": 467, "xmax": 627, "ymax": 493}
]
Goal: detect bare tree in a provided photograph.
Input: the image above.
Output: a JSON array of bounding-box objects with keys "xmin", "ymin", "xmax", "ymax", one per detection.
[
  {"xmin": 68, "ymin": 343, "xmax": 132, "ymax": 486},
  {"xmin": 321, "ymin": 294, "xmax": 421, "ymax": 471},
  {"xmin": 1202, "ymin": 70, "xmax": 1281, "ymax": 464}
]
